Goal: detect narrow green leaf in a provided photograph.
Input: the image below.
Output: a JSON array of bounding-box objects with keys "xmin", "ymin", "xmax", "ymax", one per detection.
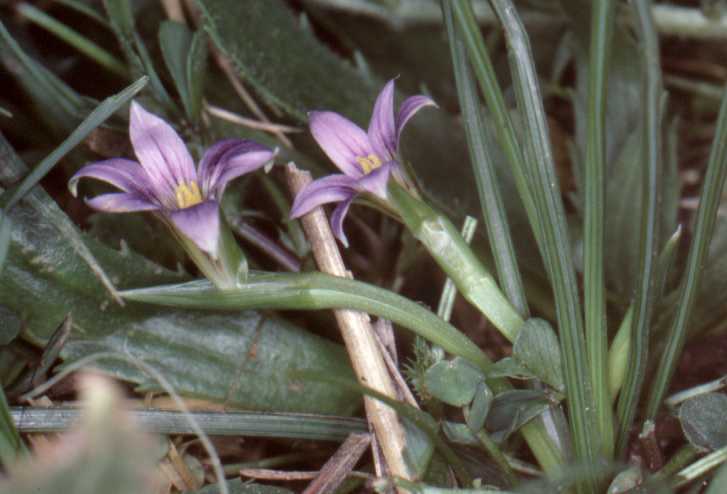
[
  {"xmin": 423, "ymin": 357, "xmax": 485, "ymax": 407},
  {"xmin": 159, "ymin": 21, "xmax": 195, "ymax": 118},
  {"xmin": 616, "ymin": 0, "xmax": 664, "ymax": 456},
  {"xmin": 11, "ymin": 407, "xmax": 365, "ymax": 441},
  {"xmin": 512, "ymin": 318, "xmax": 565, "ymax": 392},
  {"xmin": 193, "ymin": 479, "xmax": 293, "ymax": 494},
  {"xmin": 0, "ymin": 20, "xmax": 85, "ymax": 132},
  {"xmin": 646, "ymin": 81, "xmax": 727, "ymax": 419},
  {"xmin": 121, "ymin": 273, "xmax": 492, "ymax": 370},
  {"xmin": 582, "ymin": 0, "xmax": 616, "ymax": 459},
  {"xmin": 0, "ymin": 77, "xmax": 147, "ymax": 211},
  {"xmin": 17, "ymin": 3, "xmax": 127, "ymax": 77},
  {"xmin": 442, "ymin": 1, "xmax": 528, "ymax": 317},
  {"xmin": 0, "ymin": 387, "xmax": 25, "ymax": 467},
  {"xmin": 481, "ymin": 0, "xmax": 596, "ymax": 476},
  {"xmin": 679, "ymin": 393, "xmax": 727, "ymax": 452}
]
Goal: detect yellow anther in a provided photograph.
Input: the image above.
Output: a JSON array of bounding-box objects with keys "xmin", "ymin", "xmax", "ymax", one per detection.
[
  {"xmin": 356, "ymin": 154, "xmax": 382, "ymax": 174},
  {"xmin": 175, "ymin": 181, "xmax": 203, "ymax": 209}
]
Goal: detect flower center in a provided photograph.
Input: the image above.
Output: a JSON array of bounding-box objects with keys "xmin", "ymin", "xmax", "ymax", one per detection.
[
  {"xmin": 175, "ymin": 181, "xmax": 203, "ymax": 209},
  {"xmin": 356, "ymin": 154, "xmax": 382, "ymax": 175}
]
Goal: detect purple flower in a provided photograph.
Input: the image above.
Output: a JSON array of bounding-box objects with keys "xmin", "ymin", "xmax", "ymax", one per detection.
[
  {"xmin": 69, "ymin": 101, "xmax": 275, "ymax": 257},
  {"xmin": 290, "ymin": 79, "xmax": 436, "ymax": 246}
]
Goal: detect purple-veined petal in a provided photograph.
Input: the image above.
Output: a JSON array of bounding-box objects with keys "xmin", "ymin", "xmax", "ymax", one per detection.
[
  {"xmin": 356, "ymin": 161, "xmax": 391, "ymax": 199},
  {"xmin": 367, "ymin": 79, "xmax": 397, "ymax": 161},
  {"xmin": 309, "ymin": 111, "xmax": 373, "ymax": 178},
  {"xmin": 290, "ymin": 174, "xmax": 357, "ymax": 219},
  {"xmin": 129, "ymin": 101, "xmax": 196, "ymax": 202},
  {"xmin": 395, "ymin": 95, "xmax": 437, "ymax": 149},
  {"xmin": 167, "ymin": 200, "xmax": 221, "ymax": 256},
  {"xmin": 85, "ymin": 192, "xmax": 159, "ymax": 213},
  {"xmin": 200, "ymin": 140, "xmax": 275, "ymax": 198},
  {"xmin": 69, "ymin": 158, "xmax": 151, "ymax": 198},
  {"xmin": 197, "ymin": 139, "xmax": 245, "ymax": 194},
  {"xmin": 330, "ymin": 196, "xmax": 355, "ymax": 248}
]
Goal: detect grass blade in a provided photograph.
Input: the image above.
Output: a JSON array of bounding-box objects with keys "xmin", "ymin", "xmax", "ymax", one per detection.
[
  {"xmin": 646, "ymin": 83, "xmax": 727, "ymax": 419},
  {"xmin": 0, "ymin": 388, "xmax": 25, "ymax": 467},
  {"xmin": 443, "ymin": 1, "xmax": 529, "ymax": 318},
  {"xmin": 0, "ymin": 77, "xmax": 147, "ymax": 211},
  {"xmin": 482, "ymin": 0, "xmax": 596, "ymax": 482},
  {"xmin": 122, "ymin": 272, "xmax": 493, "ymax": 370},
  {"xmin": 17, "ymin": 3, "xmax": 127, "ymax": 77},
  {"xmin": 11, "ymin": 407, "xmax": 365, "ymax": 441},
  {"xmin": 583, "ymin": 0, "xmax": 616, "ymax": 459},
  {"xmin": 616, "ymin": 0, "xmax": 663, "ymax": 456}
]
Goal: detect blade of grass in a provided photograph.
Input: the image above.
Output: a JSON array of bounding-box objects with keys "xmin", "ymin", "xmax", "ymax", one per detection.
[
  {"xmin": 0, "ymin": 76, "xmax": 147, "ymax": 211},
  {"xmin": 443, "ymin": 1, "xmax": 528, "ymax": 318},
  {"xmin": 450, "ymin": 1, "xmax": 540, "ymax": 246},
  {"xmin": 437, "ymin": 216, "xmax": 477, "ymax": 321},
  {"xmin": 583, "ymin": 0, "xmax": 616, "ymax": 460},
  {"xmin": 616, "ymin": 0, "xmax": 663, "ymax": 456},
  {"xmin": 57, "ymin": 0, "xmax": 110, "ymax": 27},
  {"xmin": 122, "ymin": 272, "xmax": 492, "ymax": 370},
  {"xmin": 0, "ymin": 387, "xmax": 26, "ymax": 467},
  {"xmin": 11, "ymin": 407, "xmax": 365, "ymax": 441},
  {"xmin": 17, "ymin": 3, "xmax": 127, "ymax": 77},
  {"xmin": 481, "ymin": 0, "xmax": 596, "ymax": 485},
  {"xmin": 645, "ymin": 84, "xmax": 727, "ymax": 419}
]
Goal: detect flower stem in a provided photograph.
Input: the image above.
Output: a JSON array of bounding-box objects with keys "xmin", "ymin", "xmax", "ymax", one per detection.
[{"xmin": 388, "ymin": 182, "xmax": 523, "ymax": 342}]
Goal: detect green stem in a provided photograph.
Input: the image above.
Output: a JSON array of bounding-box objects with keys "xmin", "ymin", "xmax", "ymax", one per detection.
[
  {"xmin": 388, "ymin": 182, "xmax": 523, "ymax": 342},
  {"xmin": 674, "ymin": 445, "xmax": 727, "ymax": 489},
  {"xmin": 584, "ymin": 0, "xmax": 616, "ymax": 460}
]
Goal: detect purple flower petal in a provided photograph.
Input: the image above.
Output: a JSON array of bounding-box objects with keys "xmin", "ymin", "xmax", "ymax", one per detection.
[
  {"xmin": 129, "ymin": 101, "xmax": 196, "ymax": 203},
  {"xmin": 356, "ymin": 161, "xmax": 391, "ymax": 199},
  {"xmin": 309, "ymin": 111, "xmax": 373, "ymax": 178},
  {"xmin": 330, "ymin": 196, "xmax": 355, "ymax": 248},
  {"xmin": 199, "ymin": 139, "xmax": 275, "ymax": 198},
  {"xmin": 168, "ymin": 200, "xmax": 221, "ymax": 256},
  {"xmin": 68, "ymin": 158, "xmax": 151, "ymax": 198},
  {"xmin": 395, "ymin": 95, "xmax": 437, "ymax": 149},
  {"xmin": 85, "ymin": 192, "xmax": 159, "ymax": 213},
  {"xmin": 367, "ymin": 79, "xmax": 397, "ymax": 161},
  {"xmin": 290, "ymin": 174, "xmax": 357, "ymax": 219}
]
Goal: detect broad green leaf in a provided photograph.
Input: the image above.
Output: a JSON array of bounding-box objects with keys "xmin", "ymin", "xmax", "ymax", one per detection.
[
  {"xmin": 466, "ymin": 381, "xmax": 493, "ymax": 433},
  {"xmin": 197, "ymin": 0, "xmax": 374, "ymax": 122},
  {"xmin": 0, "ymin": 134, "xmax": 358, "ymax": 415},
  {"xmin": 423, "ymin": 357, "xmax": 485, "ymax": 407},
  {"xmin": 485, "ymin": 390, "xmax": 550, "ymax": 443},
  {"xmin": 512, "ymin": 318, "xmax": 565, "ymax": 392},
  {"xmin": 486, "ymin": 357, "xmax": 536, "ymax": 381},
  {"xmin": 679, "ymin": 393, "xmax": 727, "ymax": 451}
]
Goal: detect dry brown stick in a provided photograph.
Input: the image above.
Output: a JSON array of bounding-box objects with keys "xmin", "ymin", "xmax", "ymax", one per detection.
[
  {"xmin": 285, "ymin": 163, "xmax": 412, "ymax": 484},
  {"xmin": 302, "ymin": 432, "xmax": 371, "ymax": 494}
]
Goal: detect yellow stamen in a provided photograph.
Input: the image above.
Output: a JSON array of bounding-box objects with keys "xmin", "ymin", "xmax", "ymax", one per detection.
[
  {"xmin": 175, "ymin": 181, "xmax": 203, "ymax": 208},
  {"xmin": 356, "ymin": 154, "xmax": 382, "ymax": 174}
]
